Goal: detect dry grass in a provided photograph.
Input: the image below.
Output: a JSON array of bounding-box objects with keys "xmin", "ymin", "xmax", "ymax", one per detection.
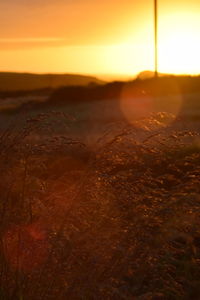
[{"xmin": 0, "ymin": 112, "xmax": 199, "ymax": 299}]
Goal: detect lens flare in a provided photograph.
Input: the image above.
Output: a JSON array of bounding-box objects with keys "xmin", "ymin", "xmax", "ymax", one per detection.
[{"xmin": 120, "ymin": 80, "xmax": 183, "ymax": 126}]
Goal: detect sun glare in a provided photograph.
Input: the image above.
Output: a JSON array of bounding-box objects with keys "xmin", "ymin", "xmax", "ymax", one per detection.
[
  {"xmin": 1, "ymin": 4, "xmax": 200, "ymax": 77},
  {"xmin": 158, "ymin": 12, "xmax": 200, "ymax": 75}
]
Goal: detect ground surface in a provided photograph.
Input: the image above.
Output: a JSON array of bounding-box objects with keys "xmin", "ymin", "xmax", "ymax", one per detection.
[{"xmin": 0, "ymin": 88, "xmax": 200, "ymax": 299}]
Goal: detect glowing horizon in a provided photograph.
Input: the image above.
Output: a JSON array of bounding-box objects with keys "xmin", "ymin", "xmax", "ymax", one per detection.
[{"xmin": 1, "ymin": 0, "xmax": 200, "ymax": 77}]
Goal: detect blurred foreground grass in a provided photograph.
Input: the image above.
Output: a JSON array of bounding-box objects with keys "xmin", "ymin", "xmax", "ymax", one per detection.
[{"xmin": 0, "ymin": 112, "xmax": 199, "ymax": 299}]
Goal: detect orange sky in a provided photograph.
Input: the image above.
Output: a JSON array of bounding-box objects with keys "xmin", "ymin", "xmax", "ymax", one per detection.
[{"xmin": 1, "ymin": 0, "xmax": 200, "ymax": 78}]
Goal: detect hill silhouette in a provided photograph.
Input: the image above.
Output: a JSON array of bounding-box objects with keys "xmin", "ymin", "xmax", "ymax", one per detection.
[
  {"xmin": 0, "ymin": 72, "xmax": 104, "ymax": 92},
  {"xmin": 48, "ymin": 75, "xmax": 200, "ymax": 104},
  {"xmin": 137, "ymin": 70, "xmax": 165, "ymax": 79},
  {"xmin": 1, "ymin": 76, "xmax": 200, "ymax": 123}
]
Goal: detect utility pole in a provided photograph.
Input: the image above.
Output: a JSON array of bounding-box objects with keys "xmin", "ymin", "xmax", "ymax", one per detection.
[{"xmin": 154, "ymin": 0, "xmax": 158, "ymax": 77}]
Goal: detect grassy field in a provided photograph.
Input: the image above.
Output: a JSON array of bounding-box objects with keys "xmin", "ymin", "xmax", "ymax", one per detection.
[{"xmin": 0, "ymin": 77, "xmax": 200, "ymax": 299}]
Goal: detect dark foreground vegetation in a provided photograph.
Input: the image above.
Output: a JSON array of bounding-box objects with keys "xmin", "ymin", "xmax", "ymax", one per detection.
[
  {"xmin": 50, "ymin": 75, "xmax": 200, "ymax": 103},
  {"xmin": 0, "ymin": 109, "xmax": 199, "ymax": 299},
  {"xmin": 1, "ymin": 76, "xmax": 200, "ymax": 121}
]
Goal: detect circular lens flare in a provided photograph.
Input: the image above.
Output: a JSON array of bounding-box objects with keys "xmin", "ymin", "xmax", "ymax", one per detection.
[{"xmin": 120, "ymin": 80, "xmax": 183, "ymax": 126}]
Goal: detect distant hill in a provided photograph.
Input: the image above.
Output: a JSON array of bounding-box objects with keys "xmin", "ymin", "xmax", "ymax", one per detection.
[
  {"xmin": 1, "ymin": 76, "xmax": 200, "ymax": 120},
  {"xmin": 137, "ymin": 70, "xmax": 167, "ymax": 79},
  {"xmin": 0, "ymin": 72, "xmax": 104, "ymax": 92}
]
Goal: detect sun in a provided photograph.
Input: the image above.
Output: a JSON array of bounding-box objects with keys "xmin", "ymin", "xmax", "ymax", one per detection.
[{"xmin": 158, "ymin": 12, "xmax": 200, "ymax": 75}]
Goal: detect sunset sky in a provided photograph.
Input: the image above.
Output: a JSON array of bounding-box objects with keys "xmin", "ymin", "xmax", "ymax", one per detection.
[{"xmin": 1, "ymin": 0, "xmax": 200, "ymax": 78}]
